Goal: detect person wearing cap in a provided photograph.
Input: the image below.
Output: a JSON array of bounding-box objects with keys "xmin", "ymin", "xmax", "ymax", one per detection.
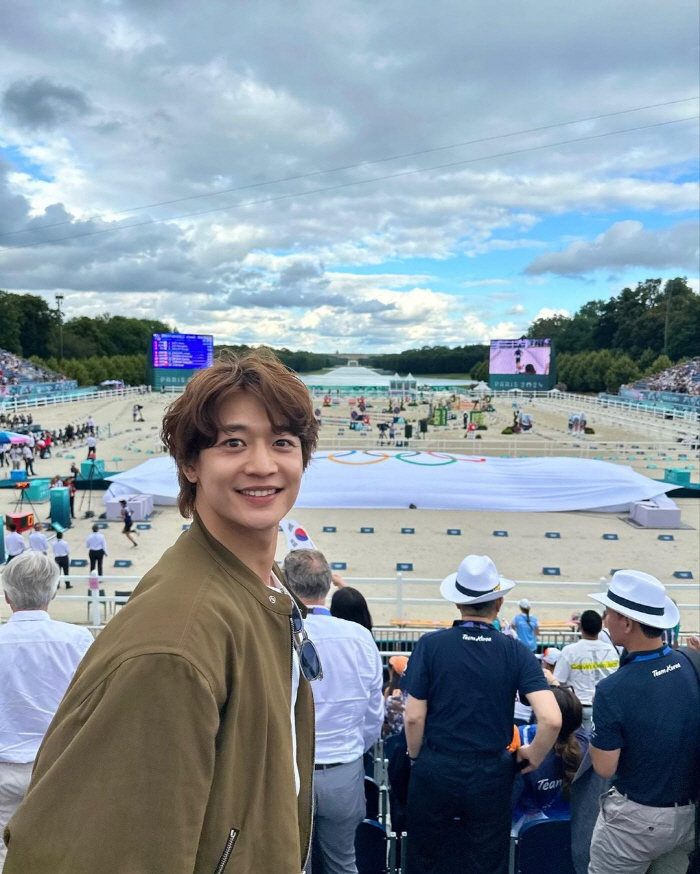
[
  {"xmin": 541, "ymin": 647, "xmax": 562, "ymax": 685},
  {"xmin": 553, "ymin": 609, "xmax": 619, "ymax": 732},
  {"xmin": 587, "ymin": 570, "xmax": 700, "ymax": 874},
  {"xmin": 401, "ymin": 555, "xmax": 561, "ymax": 874},
  {"xmin": 513, "ymin": 598, "xmax": 539, "ymax": 652}
]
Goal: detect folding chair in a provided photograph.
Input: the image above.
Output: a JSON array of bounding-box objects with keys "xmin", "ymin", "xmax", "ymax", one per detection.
[
  {"xmin": 515, "ymin": 819, "xmax": 576, "ymax": 874},
  {"xmin": 354, "ymin": 819, "xmax": 388, "ymax": 874},
  {"xmin": 110, "ymin": 589, "xmax": 133, "ymax": 615},
  {"xmin": 364, "ymin": 776, "xmax": 380, "ymax": 821}
]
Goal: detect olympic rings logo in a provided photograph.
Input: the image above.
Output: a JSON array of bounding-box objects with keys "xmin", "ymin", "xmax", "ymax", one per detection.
[{"xmin": 322, "ymin": 451, "xmax": 487, "ymax": 466}]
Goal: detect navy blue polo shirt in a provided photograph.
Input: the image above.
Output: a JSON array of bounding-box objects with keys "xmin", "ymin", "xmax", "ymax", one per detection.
[
  {"xmin": 401, "ymin": 621, "xmax": 548, "ymax": 754},
  {"xmin": 591, "ymin": 646, "xmax": 700, "ymax": 806}
]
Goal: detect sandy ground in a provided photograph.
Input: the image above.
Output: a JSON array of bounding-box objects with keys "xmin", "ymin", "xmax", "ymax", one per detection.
[{"xmin": 1, "ymin": 392, "xmax": 698, "ymax": 631}]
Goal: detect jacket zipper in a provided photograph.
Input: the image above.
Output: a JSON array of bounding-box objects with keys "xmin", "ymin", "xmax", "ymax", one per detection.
[{"xmin": 213, "ymin": 828, "xmax": 239, "ymax": 874}]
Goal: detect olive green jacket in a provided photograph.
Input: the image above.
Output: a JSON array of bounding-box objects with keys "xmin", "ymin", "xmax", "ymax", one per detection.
[{"xmin": 4, "ymin": 516, "xmax": 315, "ymax": 874}]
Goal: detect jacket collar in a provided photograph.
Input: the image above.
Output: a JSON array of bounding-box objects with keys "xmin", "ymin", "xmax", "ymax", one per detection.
[{"xmin": 186, "ymin": 515, "xmax": 307, "ymax": 618}]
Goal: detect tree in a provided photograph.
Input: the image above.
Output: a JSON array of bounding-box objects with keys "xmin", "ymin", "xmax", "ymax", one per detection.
[{"xmin": 605, "ymin": 355, "xmax": 640, "ymax": 393}]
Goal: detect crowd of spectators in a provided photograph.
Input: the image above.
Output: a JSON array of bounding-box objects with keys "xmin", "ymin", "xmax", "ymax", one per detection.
[
  {"xmin": 0, "ymin": 350, "xmax": 64, "ymax": 387},
  {"xmin": 631, "ymin": 357, "xmax": 700, "ymax": 396}
]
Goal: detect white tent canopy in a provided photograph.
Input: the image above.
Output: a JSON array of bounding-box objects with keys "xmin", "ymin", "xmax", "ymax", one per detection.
[{"xmin": 105, "ymin": 452, "xmax": 675, "ymax": 513}]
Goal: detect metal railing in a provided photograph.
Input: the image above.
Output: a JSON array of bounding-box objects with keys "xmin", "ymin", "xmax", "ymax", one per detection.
[{"xmin": 27, "ymin": 573, "xmax": 698, "ymax": 635}]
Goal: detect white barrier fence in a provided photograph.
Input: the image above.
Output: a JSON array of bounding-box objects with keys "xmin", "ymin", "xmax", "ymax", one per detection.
[
  {"xmin": 32, "ymin": 573, "xmax": 700, "ymax": 634},
  {"xmin": 1, "ymin": 386, "xmax": 148, "ymax": 414}
]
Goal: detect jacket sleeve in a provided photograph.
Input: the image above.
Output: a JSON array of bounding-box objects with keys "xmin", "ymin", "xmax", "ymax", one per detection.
[{"xmin": 4, "ymin": 653, "xmax": 220, "ymax": 874}]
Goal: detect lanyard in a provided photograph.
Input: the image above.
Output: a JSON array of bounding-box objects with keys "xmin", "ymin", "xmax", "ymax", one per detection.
[
  {"xmin": 308, "ymin": 606, "xmax": 332, "ymax": 616},
  {"xmin": 456, "ymin": 620, "xmax": 495, "ymax": 630},
  {"xmin": 627, "ymin": 646, "xmax": 672, "ymax": 664}
]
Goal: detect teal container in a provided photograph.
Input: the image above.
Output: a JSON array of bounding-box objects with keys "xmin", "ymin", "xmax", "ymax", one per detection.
[
  {"xmin": 664, "ymin": 468, "xmax": 691, "ymax": 485},
  {"xmin": 25, "ymin": 478, "xmax": 50, "ymax": 502},
  {"xmin": 50, "ymin": 487, "xmax": 71, "ymax": 530},
  {"xmin": 81, "ymin": 459, "xmax": 105, "ymax": 479}
]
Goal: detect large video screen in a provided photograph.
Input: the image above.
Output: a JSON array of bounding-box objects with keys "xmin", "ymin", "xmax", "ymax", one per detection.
[
  {"xmin": 151, "ymin": 333, "xmax": 214, "ymax": 370},
  {"xmin": 489, "ymin": 338, "xmax": 551, "ymax": 375}
]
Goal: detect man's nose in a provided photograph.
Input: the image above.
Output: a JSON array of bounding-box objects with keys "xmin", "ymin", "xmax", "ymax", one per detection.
[{"xmin": 244, "ymin": 442, "xmax": 279, "ymax": 475}]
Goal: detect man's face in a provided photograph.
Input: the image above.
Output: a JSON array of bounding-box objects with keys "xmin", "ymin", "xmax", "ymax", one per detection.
[
  {"xmin": 185, "ymin": 391, "xmax": 304, "ymax": 543},
  {"xmin": 604, "ymin": 608, "xmax": 628, "ymax": 647}
]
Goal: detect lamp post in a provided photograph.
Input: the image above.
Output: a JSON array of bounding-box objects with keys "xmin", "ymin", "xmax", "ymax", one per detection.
[{"xmin": 55, "ymin": 293, "xmax": 64, "ymax": 361}]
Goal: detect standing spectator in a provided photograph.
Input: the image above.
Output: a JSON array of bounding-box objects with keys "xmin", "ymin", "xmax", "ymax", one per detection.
[
  {"xmin": 284, "ymin": 549, "xmax": 383, "ymax": 874},
  {"xmin": 661, "ymin": 599, "xmax": 681, "ymax": 648},
  {"xmin": 119, "ymin": 500, "xmax": 138, "ymax": 548},
  {"xmin": 384, "ymin": 656, "xmax": 409, "ymax": 738},
  {"xmin": 21, "ymin": 445, "xmax": 34, "ymax": 477},
  {"xmin": 513, "ymin": 598, "xmax": 539, "ymax": 652},
  {"xmin": 401, "ymin": 555, "xmax": 561, "ymax": 874},
  {"xmin": 51, "ymin": 532, "xmax": 72, "ymax": 589},
  {"xmin": 0, "ymin": 552, "xmax": 93, "ymax": 869},
  {"xmin": 8, "ymin": 446, "xmax": 21, "ymax": 471},
  {"xmin": 330, "ymin": 585, "xmax": 374, "ymax": 633},
  {"xmin": 87, "ymin": 416, "xmax": 95, "ymax": 436},
  {"xmin": 85, "ymin": 433, "xmax": 97, "ymax": 459},
  {"xmin": 587, "ymin": 571, "xmax": 700, "ymax": 874},
  {"xmin": 0, "ymin": 442, "xmax": 7, "ymax": 469},
  {"xmin": 85, "ymin": 524, "xmax": 107, "ymax": 577},
  {"xmin": 3, "ymin": 349, "xmax": 320, "ymax": 873},
  {"xmin": 4, "ymin": 525, "xmax": 26, "ymax": 563},
  {"xmin": 553, "ymin": 610, "xmax": 619, "ymax": 731},
  {"xmin": 27, "ymin": 523, "xmax": 49, "ymax": 555},
  {"xmin": 65, "ymin": 477, "xmax": 77, "ymax": 520}
]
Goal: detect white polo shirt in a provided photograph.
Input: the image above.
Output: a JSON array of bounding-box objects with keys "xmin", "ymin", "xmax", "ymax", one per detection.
[{"xmin": 0, "ymin": 611, "xmax": 93, "ymax": 762}]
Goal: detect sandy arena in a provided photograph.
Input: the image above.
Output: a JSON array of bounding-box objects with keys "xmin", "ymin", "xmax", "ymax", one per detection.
[{"xmin": 2, "ymin": 391, "xmax": 698, "ymax": 633}]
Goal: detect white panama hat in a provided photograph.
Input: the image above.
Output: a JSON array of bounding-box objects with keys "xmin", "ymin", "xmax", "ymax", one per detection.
[
  {"xmin": 588, "ymin": 570, "xmax": 679, "ymax": 630},
  {"xmin": 440, "ymin": 555, "xmax": 515, "ymax": 605}
]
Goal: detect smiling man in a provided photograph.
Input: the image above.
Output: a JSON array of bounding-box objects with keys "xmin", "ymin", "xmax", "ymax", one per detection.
[{"xmin": 3, "ymin": 350, "xmax": 321, "ymax": 874}]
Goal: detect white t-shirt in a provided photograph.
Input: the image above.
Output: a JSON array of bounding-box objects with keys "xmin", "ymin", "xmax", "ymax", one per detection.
[
  {"xmin": 86, "ymin": 436, "xmax": 97, "ymax": 448},
  {"xmin": 553, "ymin": 637, "xmax": 620, "ymax": 705},
  {"xmin": 269, "ymin": 574, "xmax": 300, "ymax": 796}
]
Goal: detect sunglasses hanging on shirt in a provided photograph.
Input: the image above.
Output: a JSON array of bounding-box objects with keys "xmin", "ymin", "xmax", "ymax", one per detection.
[{"xmin": 290, "ymin": 600, "xmax": 324, "ymax": 682}]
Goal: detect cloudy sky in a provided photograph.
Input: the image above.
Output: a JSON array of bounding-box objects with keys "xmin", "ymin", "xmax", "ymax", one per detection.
[{"xmin": 1, "ymin": 0, "xmax": 698, "ymax": 353}]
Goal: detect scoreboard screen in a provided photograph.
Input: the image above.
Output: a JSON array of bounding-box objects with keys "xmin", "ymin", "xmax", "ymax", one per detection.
[{"xmin": 151, "ymin": 334, "xmax": 214, "ymax": 370}]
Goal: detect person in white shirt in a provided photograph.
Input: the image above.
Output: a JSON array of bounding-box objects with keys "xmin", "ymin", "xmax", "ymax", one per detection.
[
  {"xmin": 51, "ymin": 532, "xmax": 72, "ymax": 589},
  {"xmin": 85, "ymin": 525, "xmax": 108, "ymax": 577},
  {"xmin": 4, "ymin": 525, "xmax": 26, "ymax": 563},
  {"xmin": 553, "ymin": 609, "xmax": 619, "ymax": 731},
  {"xmin": 27, "ymin": 523, "xmax": 49, "ymax": 555},
  {"xmin": 87, "ymin": 416, "xmax": 95, "ymax": 436},
  {"xmin": 85, "ymin": 435, "xmax": 97, "ymax": 459},
  {"xmin": 0, "ymin": 551, "xmax": 93, "ymax": 867},
  {"xmin": 8, "ymin": 447, "xmax": 22, "ymax": 471},
  {"xmin": 21, "ymin": 445, "xmax": 35, "ymax": 477},
  {"xmin": 284, "ymin": 548, "xmax": 383, "ymax": 874}
]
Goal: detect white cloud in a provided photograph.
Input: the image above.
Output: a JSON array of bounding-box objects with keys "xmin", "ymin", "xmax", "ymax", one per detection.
[
  {"xmin": 507, "ymin": 304, "xmax": 526, "ymax": 315},
  {"xmin": 533, "ymin": 307, "xmax": 571, "ymax": 320},
  {"xmin": 526, "ymin": 220, "xmax": 699, "ymax": 275},
  {"xmin": 462, "ymin": 278, "xmax": 510, "ymax": 288}
]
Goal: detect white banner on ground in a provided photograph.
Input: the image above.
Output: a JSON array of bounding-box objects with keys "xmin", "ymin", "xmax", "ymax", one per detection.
[{"xmin": 106, "ymin": 452, "xmax": 676, "ymax": 513}]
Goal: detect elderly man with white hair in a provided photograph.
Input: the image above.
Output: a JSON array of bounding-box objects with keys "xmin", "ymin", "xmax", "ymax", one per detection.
[{"xmin": 0, "ymin": 552, "xmax": 93, "ymax": 870}]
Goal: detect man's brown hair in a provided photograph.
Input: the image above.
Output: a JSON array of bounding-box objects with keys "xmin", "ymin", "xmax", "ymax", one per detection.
[{"xmin": 161, "ymin": 348, "xmax": 318, "ymax": 517}]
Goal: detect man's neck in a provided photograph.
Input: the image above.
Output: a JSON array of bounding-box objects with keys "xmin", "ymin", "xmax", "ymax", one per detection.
[
  {"xmin": 459, "ymin": 614, "xmax": 496, "ymax": 624},
  {"xmin": 581, "ymin": 633, "xmax": 598, "ymax": 641},
  {"xmin": 195, "ymin": 508, "xmax": 277, "ymax": 586},
  {"xmin": 302, "ymin": 600, "xmax": 327, "ymax": 609},
  {"xmin": 626, "ymin": 635, "xmax": 664, "ymax": 654}
]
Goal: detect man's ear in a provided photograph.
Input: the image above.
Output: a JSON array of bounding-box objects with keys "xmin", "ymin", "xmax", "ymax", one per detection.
[{"xmin": 182, "ymin": 463, "xmax": 198, "ymax": 485}]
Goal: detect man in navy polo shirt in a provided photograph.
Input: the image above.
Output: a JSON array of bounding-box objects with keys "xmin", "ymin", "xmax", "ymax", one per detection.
[
  {"xmin": 588, "ymin": 570, "xmax": 700, "ymax": 874},
  {"xmin": 401, "ymin": 555, "xmax": 561, "ymax": 874}
]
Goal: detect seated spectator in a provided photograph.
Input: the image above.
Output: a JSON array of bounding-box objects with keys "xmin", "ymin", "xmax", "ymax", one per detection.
[
  {"xmin": 512, "ymin": 685, "xmax": 589, "ymax": 834},
  {"xmin": 0, "ymin": 552, "xmax": 93, "ymax": 868},
  {"xmin": 383, "ymin": 655, "xmax": 409, "ymax": 738}
]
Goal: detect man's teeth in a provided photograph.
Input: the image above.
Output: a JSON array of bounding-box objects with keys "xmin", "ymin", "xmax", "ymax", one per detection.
[{"xmin": 240, "ymin": 489, "xmax": 278, "ymax": 496}]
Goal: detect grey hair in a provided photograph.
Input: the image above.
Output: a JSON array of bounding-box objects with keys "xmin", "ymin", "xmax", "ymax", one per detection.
[
  {"xmin": 2, "ymin": 551, "xmax": 60, "ymax": 610},
  {"xmin": 283, "ymin": 549, "xmax": 332, "ymax": 602}
]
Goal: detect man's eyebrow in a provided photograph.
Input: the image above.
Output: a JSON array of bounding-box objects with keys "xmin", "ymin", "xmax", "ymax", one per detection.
[{"xmin": 218, "ymin": 423, "xmax": 295, "ymax": 435}]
